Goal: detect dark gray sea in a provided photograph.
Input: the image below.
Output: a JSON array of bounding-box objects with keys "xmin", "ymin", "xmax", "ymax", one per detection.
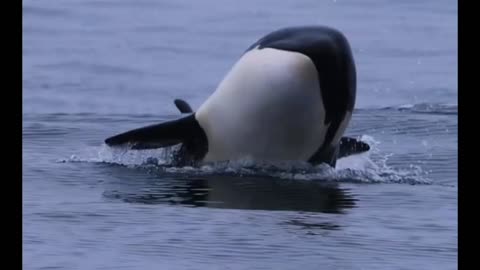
[{"xmin": 23, "ymin": 0, "xmax": 457, "ymax": 269}]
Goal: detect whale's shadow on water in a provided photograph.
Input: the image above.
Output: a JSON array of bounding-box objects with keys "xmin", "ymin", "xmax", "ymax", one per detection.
[{"xmin": 100, "ymin": 164, "xmax": 357, "ymax": 214}]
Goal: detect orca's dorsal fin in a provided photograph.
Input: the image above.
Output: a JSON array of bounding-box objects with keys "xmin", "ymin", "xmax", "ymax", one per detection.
[
  {"xmin": 338, "ymin": 137, "xmax": 370, "ymax": 159},
  {"xmin": 174, "ymin": 99, "xmax": 194, "ymax": 114}
]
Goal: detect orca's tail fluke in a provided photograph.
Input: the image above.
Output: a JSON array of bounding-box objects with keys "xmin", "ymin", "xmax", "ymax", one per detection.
[
  {"xmin": 105, "ymin": 114, "xmax": 203, "ymax": 150},
  {"xmin": 338, "ymin": 137, "xmax": 370, "ymax": 159}
]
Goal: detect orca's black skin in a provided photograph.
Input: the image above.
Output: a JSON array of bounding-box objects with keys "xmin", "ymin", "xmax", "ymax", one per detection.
[
  {"xmin": 104, "ymin": 114, "xmax": 208, "ymax": 165},
  {"xmin": 174, "ymin": 99, "xmax": 193, "ymax": 114},
  {"xmin": 245, "ymin": 26, "xmax": 356, "ymax": 167},
  {"xmin": 338, "ymin": 137, "xmax": 370, "ymax": 159},
  {"xmin": 105, "ymin": 26, "xmax": 364, "ymax": 167}
]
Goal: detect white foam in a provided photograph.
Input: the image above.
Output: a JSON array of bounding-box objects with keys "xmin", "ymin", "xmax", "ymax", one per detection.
[{"xmin": 59, "ymin": 136, "xmax": 432, "ymax": 185}]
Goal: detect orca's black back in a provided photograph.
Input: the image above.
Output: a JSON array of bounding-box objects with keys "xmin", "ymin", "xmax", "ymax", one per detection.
[{"xmin": 246, "ymin": 26, "xmax": 357, "ymax": 165}]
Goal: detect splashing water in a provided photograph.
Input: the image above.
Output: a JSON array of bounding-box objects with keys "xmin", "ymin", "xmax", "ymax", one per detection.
[{"xmin": 61, "ymin": 135, "xmax": 431, "ymax": 185}]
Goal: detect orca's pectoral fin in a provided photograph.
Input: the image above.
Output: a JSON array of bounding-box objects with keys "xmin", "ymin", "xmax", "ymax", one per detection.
[
  {"xmin": 174, "ymin": 99, "xmax": 194, "ymax": 114},
  {"xmin": 105, "ymin": 115, "xmax": 198, "ymax": 150},
  {"xmin": 338, "ymin": 137, "xmax": 371, "ymax": 159}
]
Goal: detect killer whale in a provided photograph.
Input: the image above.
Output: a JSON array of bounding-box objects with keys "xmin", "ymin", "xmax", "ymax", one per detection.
[
  {"xmin": 172, "ymin": 98, "xmax": 369, "ymax": 160},
  {"xmin": 105, "ymin": 26, "xmax": 370, "ymax": 167}
]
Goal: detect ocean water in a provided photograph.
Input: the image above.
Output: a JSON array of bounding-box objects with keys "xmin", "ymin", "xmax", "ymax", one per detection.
[{"xmin": 23, "ymin": 0, "xmax": 457, "ymax": 269}]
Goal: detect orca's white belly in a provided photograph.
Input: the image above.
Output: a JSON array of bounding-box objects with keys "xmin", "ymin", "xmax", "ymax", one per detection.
[{"xmin": 196, "ymin": 48, "xmax": 328, "ymax": 162}]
